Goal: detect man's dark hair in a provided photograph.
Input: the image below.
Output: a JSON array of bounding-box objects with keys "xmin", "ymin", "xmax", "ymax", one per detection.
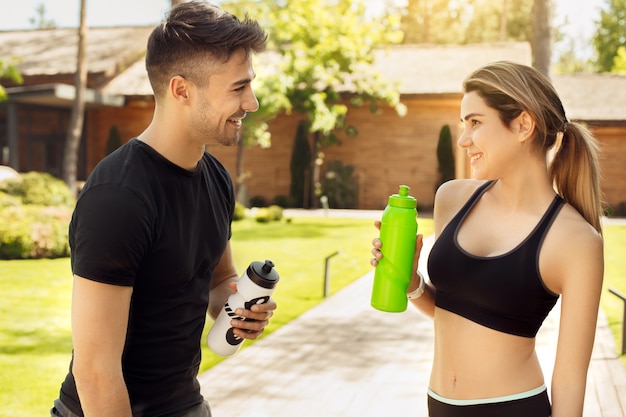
[{"xmin": 146, "ymin": 1, "xmax": 267, "ymax": 98}]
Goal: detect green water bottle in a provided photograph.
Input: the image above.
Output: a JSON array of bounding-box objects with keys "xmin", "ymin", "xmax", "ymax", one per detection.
[{"xmin": 371, "ymin": 185, "xmax": 418, "ymax": 312}]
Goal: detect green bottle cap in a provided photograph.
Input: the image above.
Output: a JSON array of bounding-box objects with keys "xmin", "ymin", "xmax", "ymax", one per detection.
[{"xmin": 388, "ymin": 185, "xmax": 416, "ymax": 208}]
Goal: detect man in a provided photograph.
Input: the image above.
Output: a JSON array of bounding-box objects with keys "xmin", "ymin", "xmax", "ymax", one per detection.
[{"xmin": 51, "ymin": 3, "xmax": 275, "ymax": 416}]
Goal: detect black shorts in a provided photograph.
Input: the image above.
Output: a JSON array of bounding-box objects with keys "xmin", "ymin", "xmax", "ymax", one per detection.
[
  {"xmin": 51, "ymin": 398, "xmax": 211, "ymax": 417},
  {"xmin": 427, "ymin": 386, "xmax": 551, "ymax": 417}
]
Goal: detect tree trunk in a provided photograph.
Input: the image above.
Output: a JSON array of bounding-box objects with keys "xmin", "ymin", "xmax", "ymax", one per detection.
[
  {"xmin": 531, "ymin": 0, "xmax": 552, "ymax": 77},
  {"xmin": 309, "ymin": 132, "xmax": 322, "ymax": 209},
  {"xmin": 500, "ymin": 0, "xmax": 508, "ymax": 42},
  {"xmin": 235, "ymin": 140, "xmax": 248, "ymax": 206},
  {"xmin": 62, "ymin": 0, "xmax": 87, "ymax": 196}
]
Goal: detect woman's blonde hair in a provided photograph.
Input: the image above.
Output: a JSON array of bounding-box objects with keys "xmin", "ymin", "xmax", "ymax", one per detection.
[{"xmin": 463, "ymin": 61, "xmax": 603, "ymax": 233}]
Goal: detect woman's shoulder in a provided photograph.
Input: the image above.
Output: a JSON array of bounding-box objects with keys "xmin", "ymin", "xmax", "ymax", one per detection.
[
  {"xmin": 551, "ymin": 202, "xmax": 603, "ymax": 251},
  {"xmin": 435, "ymin": 179, "xmax": 489, "ymax": 205},
  {"xmin": 541, "ymin": 201, "xmax": 604, "ymax": 294},
  {"xmin": 433, "ymin": 179, "xmax": 491, "ymax": 233}
]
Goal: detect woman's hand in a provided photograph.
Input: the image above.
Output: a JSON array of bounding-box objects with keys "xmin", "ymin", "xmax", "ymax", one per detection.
[
  {"xmin": 370, "ymin": 221, "xmax": 423, "ymax": 271},
  {"xmin": 370, "ymin": 220, "xmax": 382, "ymax": 267}
]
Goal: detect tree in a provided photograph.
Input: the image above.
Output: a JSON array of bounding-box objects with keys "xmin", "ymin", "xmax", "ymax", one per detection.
[
  {"xmin": 464, "ymin": 0, "xmax": 533, "ymax": 44},
  {"xmin": 224, "ymin": 0, "xmax": 405, "ymax": 208},
  {"xmin": 399, "ymin": 0, "xmax": 552, "ymax": 76},
  {"xmin": 400, "ymin": 0, "xmax": 534, "ymax": 45},
  {"xmin": 436, "ymin": 124, "xmax": 455, "ymax": 190},
  {"xmin": 613, "ymin": 46, "xmax": 626, "ymax": 73},
  {"xmin": 593, "ymin": 0, "xmax": 626, "ymax": 72},
  {"xmin": 105, "ymin": 125, "xmax": 123, "ymax": 155},
  {"xmin": 232, "ymin": 53, "xmax": 292, "ymax": 205},
  {"xmin": 531, "ymin": 0, "xmax": 553, "ymax": 77},
  {"xmin": 401, "ymin": 0, "xmax": 465, "ymax": 44},
  {"xmin": 289, "ymin": 120, "xmax": 312, "ymax": 208},
  {"xmin": 29, "ymin": 2, "xmax": 57, "ymax": 29},
  {"xmin": 552, "ymin": 13, "xmax": 596, "ymax": 74},
  {"xmin": 0, "ymin": 58, "xmax": 23, "ymax": 101},
  {"xmin": 62, "ymin": 0, "xmax": 87, "ymax": 196}
]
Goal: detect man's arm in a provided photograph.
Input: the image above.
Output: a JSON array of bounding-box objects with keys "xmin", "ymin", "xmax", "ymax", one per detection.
[{"xmin": 71, "ymin": 275, "xmax": 133, "ymax": 417}]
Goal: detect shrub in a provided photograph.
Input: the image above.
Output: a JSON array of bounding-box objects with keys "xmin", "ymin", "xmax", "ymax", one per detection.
[
  {"xmin": 254, "ymin": 208, "xmax": 272, "ymax": 223},
  {"xmin": 320, "ymin": 160, "xmax": 358, "ymax": 209},
  {"xmin": 608, "ymin": 201, "xmax": 626, "ymax": 217},
  {"xmin": 0, "ymin": 205, "xmax": 71, "ymax": 259},
  {"xmin": 249, "ymin": 195, "xmax": 267, "ymax": 208},
  {"xmin": 0, "ymin": 171, "xmax": 75, "ymax": 207},
  {"xmin": 289, "ymin": 120, "xmax": 311, "ymax": 208},
  {"xmin": 0, "ymin": 171, "xmax": 74, "ymax": 259},
  {"xmin": 0, "ymin": 191, "xmax": 21, "ymax": 208},
  {"xmin": 267, "ymin": 205, "xmax": 283, "ymax": 221},
  {"xmin": 233, "ymin": 202, "xmax": 247, "ymax": 221},
  {"xmin": 436, "ymin": 124, "xmax": 455, "ymax": 190},
  {"xmin": 105, "ymin": 125, "xmax": 123, "ymax": 155},
  {"xmin": 271, "ymin": 195, "xmax": 290, "ymax": 208}
]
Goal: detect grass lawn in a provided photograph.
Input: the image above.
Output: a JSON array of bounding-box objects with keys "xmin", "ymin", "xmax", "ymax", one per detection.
[
  {"xmin": 602, "ymin": 225, "xmax": 626, "ymax": 366},
  {"xmin": 2, "ymin": 216, "xmax": 625, "ymax": 417},
  {"xmin": 0, "ymin": 214, "xmax": 432, "ymax": 417}
]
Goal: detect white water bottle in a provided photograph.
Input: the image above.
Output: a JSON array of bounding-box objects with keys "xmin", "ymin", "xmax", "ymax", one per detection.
[{"xmin": 207, "ymin": 259, "xmax": 279, "ymax": 357}]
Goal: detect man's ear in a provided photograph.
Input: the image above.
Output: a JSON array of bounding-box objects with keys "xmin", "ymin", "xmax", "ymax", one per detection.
[
  {"xmin": 516, "ymin": 111, "xmax": 535, "ymax": 143},
  {"xmin": 169, "ymin": 75, "xmax": 191, "ymax": 102}
]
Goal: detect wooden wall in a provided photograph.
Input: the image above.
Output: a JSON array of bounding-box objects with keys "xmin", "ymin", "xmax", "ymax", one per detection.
[
  {"xmin": 593, "ymin": 125, "xmax": 626, "ymax": 213},
  {"xmin": 11, "ymin": 96, "xmax": 625, "ymax": 214},
  {"xmin": 207, "ymin": 96, "xmax": 462, "ymax": 210}
]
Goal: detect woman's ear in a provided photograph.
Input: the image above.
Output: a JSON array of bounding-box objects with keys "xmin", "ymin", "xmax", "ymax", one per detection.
[{"xmin": 516, "ymin": 111, "xmax": 536, "ymax": 143}]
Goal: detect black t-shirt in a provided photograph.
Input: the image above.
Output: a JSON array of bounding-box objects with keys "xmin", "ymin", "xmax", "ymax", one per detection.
[{"xmin": 59, "ymin": 138, "xmax": 234, "ymax": 417}]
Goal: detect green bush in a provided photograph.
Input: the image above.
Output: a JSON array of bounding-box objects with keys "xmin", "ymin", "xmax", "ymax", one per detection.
[
  {"xmin": 0, "ymin": 171, "xmax": 74, "ymax": 259},
  {"xmin": 105, "ymin": 125, "xmax": 123, "ymax": 155},
  {"xmin": 255, "ymin": 208, "xmax": 272, "ymax": 223},
  {"xmin": 233, "ymin": 202, "xmax": 247, "ymax": 221},
  {"xmin": 320, "ymin": 160, "xmax": 358, "ymax": 209},
  {"xmin": 271, "ymin": 195, "xmax": 290, "ymax": 208},
  {"xmin": 289, "ymin": 120, "xmax": 311, "ymax": 208},
  {"xmin": 0, "ymin": 205, "xmax": 71, "ymax": 259},
  {"xmin": 253, "ymin": 205, "xmax": 283, "ymax": 223},
  {"xmin": 0, "ymin": 191, "xmax": 21, "ymax": 208},
  {"xmin": 249, "ymin": 195, "xmax": 267, "ymax": 207},
  {"xmin": 267, "ymin": 205, "xmax": 283, "ymax": 221},
  {"xmin": 0, "ymin": 172, "xmax": 75, "ymax": 207},
  {"xmin": 436, "ymin": 124, "xmax": 455, "ymax": 190}
]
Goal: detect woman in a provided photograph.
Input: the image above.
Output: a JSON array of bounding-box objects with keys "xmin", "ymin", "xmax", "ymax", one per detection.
[{"xmin": 371, "ymin": 61, "xmax": 604, "ymax": 417}]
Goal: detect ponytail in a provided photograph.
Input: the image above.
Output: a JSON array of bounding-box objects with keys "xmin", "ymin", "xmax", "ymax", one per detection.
[{"xmin": 549, "ymin": 122, "xmax": 603, "ymax": 234}]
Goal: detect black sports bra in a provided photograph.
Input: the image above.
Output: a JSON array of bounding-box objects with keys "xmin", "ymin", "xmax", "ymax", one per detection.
[{"xmin": 427, "ymin": 181, "xmax": 563, "ymax": 338}]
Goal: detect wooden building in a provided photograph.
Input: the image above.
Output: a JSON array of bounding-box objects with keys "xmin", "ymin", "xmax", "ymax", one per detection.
[{"xmin": 1, "ymin": 27, "xmax": 625, "ymax": 212}]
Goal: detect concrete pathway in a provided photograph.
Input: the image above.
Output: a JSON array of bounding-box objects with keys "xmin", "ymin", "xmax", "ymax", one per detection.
[{"xmin": 199, "ymin": 212, "xmax": 626, "ymax": 416}]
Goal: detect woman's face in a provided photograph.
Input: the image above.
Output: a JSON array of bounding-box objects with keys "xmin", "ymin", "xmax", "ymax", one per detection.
[{"xmin": 457, "ymin": 91, "xmax": 521, "ymax": 180}]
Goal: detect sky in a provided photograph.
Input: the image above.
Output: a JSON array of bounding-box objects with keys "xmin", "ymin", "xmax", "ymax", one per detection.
[{"xmin": 0, "ymin": 0, "xmax": 606, "ymax": 56}]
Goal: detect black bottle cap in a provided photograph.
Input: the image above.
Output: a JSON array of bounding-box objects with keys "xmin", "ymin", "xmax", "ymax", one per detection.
[{"xmin": 247, "ymin": 259, "xmax": 280, "ymax": 289}]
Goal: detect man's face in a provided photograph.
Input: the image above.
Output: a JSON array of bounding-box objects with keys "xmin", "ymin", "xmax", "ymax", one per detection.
[{"xmin": 190, "ymin": 48, "xmax": 259, "ymax": 147}]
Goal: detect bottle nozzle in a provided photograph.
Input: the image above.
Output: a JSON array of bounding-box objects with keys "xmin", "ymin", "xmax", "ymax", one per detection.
[
  {"xmin": 262, "ymin": 260, "xmax": 275, "ymax": 273},
  {"xmin": 399, "ymin": 185, "xmax": 409, "ymax": 197}
]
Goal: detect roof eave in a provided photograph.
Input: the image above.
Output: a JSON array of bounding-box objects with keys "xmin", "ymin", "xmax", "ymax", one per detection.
[{"xmin": 5, "ymin": 83, "xmax": 125, "ymax": 108}]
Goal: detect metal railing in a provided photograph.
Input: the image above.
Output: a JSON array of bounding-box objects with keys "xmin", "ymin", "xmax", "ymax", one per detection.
[
  {"xmin": 323, "ymin": 250, "xmax": 340, "ymax": 298},
  {"xmin": 608, "ymin": 287, "xmax": 626, "ymax": 355}
]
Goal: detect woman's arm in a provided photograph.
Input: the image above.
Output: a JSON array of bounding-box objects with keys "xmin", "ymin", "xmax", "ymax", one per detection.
[{"xmin": 546, "ymin": 216, "xmax": 604, "ymax": 417}]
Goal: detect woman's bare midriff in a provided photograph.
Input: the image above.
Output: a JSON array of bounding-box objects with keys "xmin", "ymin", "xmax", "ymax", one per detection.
[{"xmin": 428, "ymin": 307, "xmax": 546, "ymax": 399}]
